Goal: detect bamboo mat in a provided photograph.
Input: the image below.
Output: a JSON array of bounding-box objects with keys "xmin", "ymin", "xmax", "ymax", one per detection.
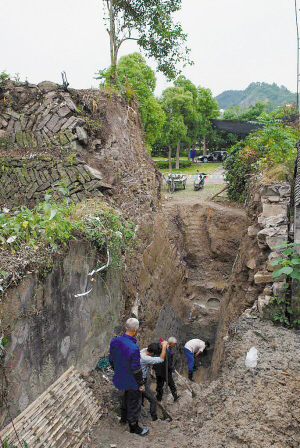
[{"xmin": 0, "ymin": 366, "xmax": 102, "ymax": 448}]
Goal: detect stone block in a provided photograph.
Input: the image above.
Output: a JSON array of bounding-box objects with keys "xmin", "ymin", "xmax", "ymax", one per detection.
[
  {"xmin": 254, "ymin": 271, "xmax": 274, "ymax": 284},
  {"xmin": 6, "ymin": 117, "xmax": 15, "ymax": 134},
  {"xmin": 263, "ymin": 285, "xmax": 273, "ymax": 296},
  {"xmin": 278, "ymin": 185, "xmax": 291, "ymax": 198},
  {"xmin": 46, "ymin": 114, "xmax": 60, "ymax": 132},
  {"xmin": 0, "ymin": 117, "xmax": 8, "ymax": 128},
  {"xmin": 266, "ymin": 232, "xmax": 288, "ymax": 250},
  {"xmin": 52, "ymin": 118, "xmax": 67, "ymax": 134},
  {"xmin": 246, "ymin": 258, "xmax": 256, "ymax": 270},
  {"xmin": 248, "ymin": 225, "xmax": 260, "ymax": 237},
  {"xmin": 84, "ymin": 165, "xmax": 102, "ymax": 180},
  {"xmin": 37, "ymin": 114, "xmax": 52, "ymax": 131},
  {"xmin": 273, "ymin": 281, "xmax": 286, "ymax": 298},
  {"xmin": 0, "ymin": 130, "xmax": 6, "ymax": 138},
  {"xmin": 37, "ymin": 81, "xmax": 58, "ymax": 93},
  {"xmin": 262, "ymin": 203, "xmax": 287, "ymax": 218},
  {"xmin": 268, "ymin": 196, "xmax": 280, "ymax": 202},
  {"xmin": 76, "ymin": 126, "xmax": 88, "ymax": 145},
  {"xmin": 258, "ymin": 295, "xmax": 272, "ymax": 316},
  {"xmin": 61, "ymin": 116, "xmax": 78, "ymax": 132},
  {"xmin": 58, "ymin": 105, "xmax": 71, "ymax": 118}
]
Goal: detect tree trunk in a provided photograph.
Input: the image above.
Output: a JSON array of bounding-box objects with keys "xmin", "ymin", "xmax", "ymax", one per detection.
[
  {"xmin": 168, "ymin": 144, "xmax": 172, "ymax": 172},
  {"xmin": 108, "ymin": 0, "xmax": 118, "ymax": 84},
  {"xmin": 176, "ymin": 140, "xmax": 180, "ymax": 170},
  {"xmin": 203, "ymin": 135, "xmax": 207, "ymax": 155}
]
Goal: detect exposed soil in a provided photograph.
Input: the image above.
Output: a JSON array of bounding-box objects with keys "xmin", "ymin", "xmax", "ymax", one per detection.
[{"xmin": 83, "ymin": 316, "xmax": 300, "ymax": 448}]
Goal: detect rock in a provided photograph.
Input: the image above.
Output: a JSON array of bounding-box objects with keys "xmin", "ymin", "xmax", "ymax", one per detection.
[
  {"xmin": 248, "ymin": 225, "xmax": 260, "ymax": 237},
  {"xmin": 37, "ymin": 81, "xmax": 58, "ymax": 93},
  {"xmin": 262, "ymin": 203, "xmax": 287, "ymax": 218},
  {"xmin": 254, "ymin": 271, "xmax": 273, "ymax": 284},
  {"xmin": 257, "ymin": 295, "xmax": 272, "ymax": 316},
  {"xmin": 76, "ymin": 126, "xmax": 88, "ymax": 145},
  {"xmin": 246, "ymin": 258, "xmax": 256, "ymax": 270}
]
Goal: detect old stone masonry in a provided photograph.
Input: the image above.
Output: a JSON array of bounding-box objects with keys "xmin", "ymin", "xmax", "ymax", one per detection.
[
  {"xmin": 0, "ymin": 81, "xmax": 111, "ymax": 206},
  {"xmin": 0, "ymin": 81, "xmax": 87, "ymax": 151}
]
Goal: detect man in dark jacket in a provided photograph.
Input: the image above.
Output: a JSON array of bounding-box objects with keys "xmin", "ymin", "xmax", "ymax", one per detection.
[
  {"xmin": 153, "ymin": 337, "xmax": 179, "ymax": 402},
  {"xmin": 109, "ymin": 317, "xmax": 149, "ymax": 436}
]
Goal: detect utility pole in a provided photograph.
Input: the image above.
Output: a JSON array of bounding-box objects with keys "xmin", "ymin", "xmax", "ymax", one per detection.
[{"xmin": 295, "ymin": 0, "xmax": 300, "ymax": 113}]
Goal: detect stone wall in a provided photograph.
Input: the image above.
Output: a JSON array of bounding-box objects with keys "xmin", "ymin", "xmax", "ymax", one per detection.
[
  {"xmin": 0, "ymin": 156, "xmax": 109, "ymax": 207},
  {"xmin": 0, "ymin": 81, "xmax": 88, "ymax": 152},
  {"xmin": 211, "ymin": 181, "xmax": 291, "ymax": 378},
  {"xmin": 0, "ymin": 241, "xmax": 122, "ymax": 426}
]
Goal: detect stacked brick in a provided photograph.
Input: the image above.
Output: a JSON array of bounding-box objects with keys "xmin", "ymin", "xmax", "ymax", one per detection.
[
  {"xmin": 0, "ymin": 85, "xmax": 88, "ymax": 151},
  {"xmin": 0, "ymin": 156, "xmax": 108, "ymax": 207}
]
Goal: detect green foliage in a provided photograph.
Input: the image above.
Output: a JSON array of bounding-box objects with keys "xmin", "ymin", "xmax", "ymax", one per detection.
[
  {"xmin": 216, "ymin": 82, "xmax": 297, "ymax": 111},
  {"xmin": 96, "ymin": 53, "xmax": 166, "ymax": 147},
  {"xmin": 270, "ymin": 242, "xmax": 300, "ymax": 281},
  {"xmin": 2, "ymin": 438, "xmax": 28, "ymax": 448},
  {"xmin": 0, "ymin": 71, "xmax": 10, "ymax": 86},
  {"xmin": 154, "ymin": 160, "xmax": 192, "ymax": 169},
  {"xmin": 0, "ymin": 198, "xmax": 135, "ymax": 268},
  {"xmin": 224, "ymin": 115, "xmax": 299, "ymax": 201},
  {"xmin": 266, "ymin": 243, "xmax": 300, "ymax": 329},
  {"xmin": 102, "ymin": 0, "xmax": 192, "ymax": 81}
]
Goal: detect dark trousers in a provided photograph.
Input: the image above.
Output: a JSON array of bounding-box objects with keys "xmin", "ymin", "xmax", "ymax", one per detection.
[
  {"xmin": 156, "ymin": 373, "xmax": 177, "ymax": 401},
  {"xmin": 143, "ymin": 384, "xmax": 157, "ymax": 418},
  {"xmin": 120, "ymin": 389, "xmax": 142, "ymax": 424}
]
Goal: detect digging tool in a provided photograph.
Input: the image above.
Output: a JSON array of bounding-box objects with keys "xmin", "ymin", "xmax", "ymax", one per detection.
[
  {"xmin": 174, "ymin": 369, "xmax": 197, "ymax": 398},
  {"xmin": 142, "ymin": 390, "xmax": 172, "ymax": 422},
  {"xmin": 165, "ymin": 350, "xmax": 169, "ymax": 394}
]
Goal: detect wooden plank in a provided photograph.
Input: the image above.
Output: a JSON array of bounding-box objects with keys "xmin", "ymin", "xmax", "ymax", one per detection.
[
  {"xmin": 0, "ymin": 366, "xmax": 101, "ymax": 448},
  {"xmin": 0, "ymin": 366, "xmax": 75, "ymax": 438}
]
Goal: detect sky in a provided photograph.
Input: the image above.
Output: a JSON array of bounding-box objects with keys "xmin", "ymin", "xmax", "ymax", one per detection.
[{"xmin": 1, "ymin": 0, "xmax": 299, "ymax": 98}]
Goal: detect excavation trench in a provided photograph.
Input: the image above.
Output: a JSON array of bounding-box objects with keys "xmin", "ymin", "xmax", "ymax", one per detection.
[{"xmin": 154, "ymin": 196, "xmax": 248, "ymax": 378}]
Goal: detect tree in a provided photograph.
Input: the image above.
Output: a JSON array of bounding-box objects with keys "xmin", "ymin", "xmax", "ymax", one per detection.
[
  {"xmin": 102, "ymin": 0, "xmax": 191, "ymax": 83},
  {"xmin": 96, "ymin": 52, "xmax": 165, "ymax": 148},
  {"xmin": 160, "ymin": 85, "xmax": 194, "ymax": 170},
  {"xmin": 196, "ymin": 87, "xmax": 220, "ymax": 154}
]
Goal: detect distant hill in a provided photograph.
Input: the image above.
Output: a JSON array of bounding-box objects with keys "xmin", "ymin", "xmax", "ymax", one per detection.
[{"xmin": 215, "ymin": 82, "xmax": 297, "ymax": 110}]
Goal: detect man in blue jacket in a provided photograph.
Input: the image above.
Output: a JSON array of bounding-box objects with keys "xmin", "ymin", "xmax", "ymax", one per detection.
[{"xmin": 109, "ymin": 317, "xmax": 149, "ymax": 436}]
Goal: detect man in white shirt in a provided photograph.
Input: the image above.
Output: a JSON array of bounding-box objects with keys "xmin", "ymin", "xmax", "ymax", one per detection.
[
  {"xmin": 184, "ymin": 339, "xmax": 210, "ymax": 382},
  {"xmin": 140, "ymin": 341, "xmax": 168, "ymax": 421}
]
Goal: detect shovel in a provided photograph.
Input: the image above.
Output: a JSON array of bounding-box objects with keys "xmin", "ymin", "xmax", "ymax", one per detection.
[
  {"xmin": 174, "ymin": 369, "xmax": 197, "ymax": 398},
  {"xmin": 142, "ymin": 390, "xmax": 173, "ymax": 422}
]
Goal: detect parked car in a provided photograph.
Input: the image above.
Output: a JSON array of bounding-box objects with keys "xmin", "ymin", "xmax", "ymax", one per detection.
[{"xmin": 196, "ymin": 150, "xmax": 228, "ymax": 163}]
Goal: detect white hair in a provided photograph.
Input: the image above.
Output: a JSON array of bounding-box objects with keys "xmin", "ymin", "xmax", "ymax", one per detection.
[
  {"xmin": 125, "ymin": 317, "xmax": 139, "ymax": 331},
  {"xmin": 168, "ymin": 337, "xmax": 177, "ymax": 344}
]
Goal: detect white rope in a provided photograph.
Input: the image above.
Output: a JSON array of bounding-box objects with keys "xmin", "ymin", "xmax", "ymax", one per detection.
[{"xmin": 74, "ymin": 248, "xmax": 111, "ymax": 297}]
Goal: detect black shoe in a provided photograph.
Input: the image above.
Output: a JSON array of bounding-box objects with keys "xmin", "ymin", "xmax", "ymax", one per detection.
[
  {"xmin": 129, "ymin": 422, "xmax": 149, "ymax": 436},
  {"xmin": 173, "ymin": 395, "xmax": 180, "ymax": 402},
  {"xmin": 188, "ymin": 371, "xmax": 195, "ymax": 382},
  {"xmin": 152, "ymin": 415, "xmax": 158, "ymax": 421}
]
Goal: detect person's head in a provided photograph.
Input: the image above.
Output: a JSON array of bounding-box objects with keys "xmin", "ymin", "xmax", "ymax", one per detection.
[
  {"xmin": 205, "ymin": 341, "xmax": 210, "ymax": 349},
  {"xmin": 168, "ymin": 337, "xmax": 177, "ymax": 348},
  {"xmin": 147, "ymin": 342, "xmax": 162, "ymax": 357},
  {"xmin": 125, "ymin": 317, "xmax": 139, "ymax": 337}
]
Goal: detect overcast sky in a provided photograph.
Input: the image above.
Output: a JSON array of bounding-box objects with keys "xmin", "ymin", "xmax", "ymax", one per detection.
[{"xmin": 1, "ymin": 0, "xmax": 298, "ymax": 98}]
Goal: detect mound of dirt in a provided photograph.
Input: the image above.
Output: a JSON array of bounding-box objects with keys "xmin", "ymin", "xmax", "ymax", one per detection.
[{"xmin": 82, "ymin": 316, "xmax": 300, "ymax": 448}]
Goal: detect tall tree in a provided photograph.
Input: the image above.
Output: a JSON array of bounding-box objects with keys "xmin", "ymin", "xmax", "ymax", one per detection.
[
  {"xmin": 196, "ymin": 87, "xmax": 220, "ymax": 154},
  {"xmin": 96, "ymin": 52, "xmax": 166, "ymax": 148},
  {"xmin": 160, "ymin": 86, "xmax": 194, "ymax": 170},
  {"xmin": 102, "ymin": 0, "xmax": 191, "ymax": 83}
]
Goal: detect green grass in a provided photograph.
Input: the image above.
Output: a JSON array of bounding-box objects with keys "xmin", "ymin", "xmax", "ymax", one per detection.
[{"xmin": 153, "ymin": 157, "xmax": 222, "ymax": 175}]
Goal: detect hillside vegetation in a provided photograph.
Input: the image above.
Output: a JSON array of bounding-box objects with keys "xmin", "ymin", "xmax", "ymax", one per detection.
[{"xmin": 215, "ymin": 82, "xmax": 296, "ymax": 110}]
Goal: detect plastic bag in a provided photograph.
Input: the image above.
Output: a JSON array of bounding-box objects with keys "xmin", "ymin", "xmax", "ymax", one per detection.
[{"xmin": 245, "ymin": 347, "xmax": 258, "ymax": 368}]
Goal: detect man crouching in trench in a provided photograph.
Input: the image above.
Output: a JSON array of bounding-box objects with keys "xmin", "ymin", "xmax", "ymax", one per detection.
[{"xmin": 109, "ymin": 317, "xmax": 149, "ymax": 436}]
